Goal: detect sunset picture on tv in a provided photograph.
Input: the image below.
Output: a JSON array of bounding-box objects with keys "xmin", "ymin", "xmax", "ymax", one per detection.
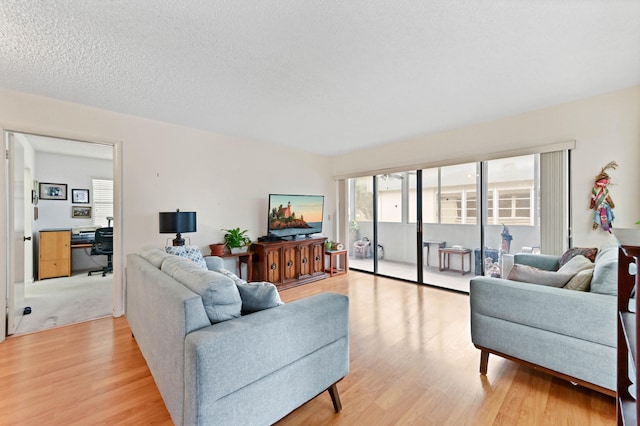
[{"xmin": 268, "ymin": 194, "xmax": 324, "ymax": 238}]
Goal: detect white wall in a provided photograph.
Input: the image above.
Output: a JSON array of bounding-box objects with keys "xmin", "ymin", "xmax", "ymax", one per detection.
[
  {"xmin": 332, "ymin": 86, "xmax": 640, "ymax": 250},
  {"xmin": 0, "ymin": 87, "xmax": 334, "ymax": 317}
]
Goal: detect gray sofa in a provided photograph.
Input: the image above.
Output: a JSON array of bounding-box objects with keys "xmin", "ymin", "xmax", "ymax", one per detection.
[
  {"xmin": 125, "ymin": 248, "xmax": 349, "ymax": 425},
  {"xmin": 469, "ymin": 246, "xmax": 618, "ymax": 396}
]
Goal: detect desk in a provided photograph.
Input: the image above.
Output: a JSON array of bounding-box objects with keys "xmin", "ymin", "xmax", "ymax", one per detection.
[
  {"xmin": 423, "ymin": 240, "xmax": 446, "ymax": 266},
  {"xmin": 438, "ymin": 247, "xmax": 472, "ymax": 275},
  {"xmin": 325, "ymin": 250, "xmax": 348, "ymax": 277},
  {"xmin": 222, "ymin": 252, "xmax": 253, "ymax": 281}
]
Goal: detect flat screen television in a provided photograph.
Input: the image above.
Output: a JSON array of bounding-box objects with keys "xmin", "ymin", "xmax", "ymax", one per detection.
[{"xmin": 267, "ymin": 194, "xmax": 324, "ymax": 239}]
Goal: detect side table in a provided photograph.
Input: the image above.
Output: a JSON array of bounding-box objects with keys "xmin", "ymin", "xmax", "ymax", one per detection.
[
  {"xmin": 438, "ymin": 247, "xmax": 472, "ymax": 275},
  {"xmin": 325, "ymin": 250, "xmax": 348, "ymax": 277},
  {"xmin": 221, "ymin": 251, "xmax": 253, "ymax": 281}
]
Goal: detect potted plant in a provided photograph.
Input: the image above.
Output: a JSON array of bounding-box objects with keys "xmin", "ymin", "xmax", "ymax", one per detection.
[
  {"xmin": 222, "ymin": 227, "xmax": 252, "ymax": 254},
  {"xmin": 209, "ymin": 243, "xmax": 226, "ymax": 256}
]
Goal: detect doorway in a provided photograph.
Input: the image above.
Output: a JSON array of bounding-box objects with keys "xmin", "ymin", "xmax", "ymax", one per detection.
[{"xmin": 5, "ymin": 132, "xmax": 116, "ymax": 336}]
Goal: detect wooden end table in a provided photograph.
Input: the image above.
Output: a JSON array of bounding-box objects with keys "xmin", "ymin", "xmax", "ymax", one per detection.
[
  {"xmin": 221, "ymin": 251, "xmax": 253, "ymax": 281},
  {"xmin": 438, "ymin": 247, "xmax": 472, "ymax": 275},
  {"xmin": 325, "ymin": 250, "xmax": 348, "ymax": 277}
]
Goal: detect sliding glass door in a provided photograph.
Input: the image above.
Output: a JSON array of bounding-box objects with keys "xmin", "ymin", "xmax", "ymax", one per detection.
[
  {"xmin": 376, "ymin": 172, "xmax": 416, "ymax": 281},
  {"xmin": 348, "ymin": 177, "xmax": 374, "ymax": 272},
  {"xmin": 346, "ymin": 151, "xmax": 561, "ymax": 293}
]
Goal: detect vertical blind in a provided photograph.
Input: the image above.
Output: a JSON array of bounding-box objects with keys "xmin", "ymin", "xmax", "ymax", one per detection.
[
  {"xmin": 92, "ymin": 178, "xmax": 114, "ymax": 227},
  {"xmin": 539, "ymin": 150, "xmax": 568, "ymax": 255}
]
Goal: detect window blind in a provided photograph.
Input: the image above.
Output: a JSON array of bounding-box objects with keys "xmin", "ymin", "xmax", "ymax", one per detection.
[
  {"xmin": 92, "ymin": 178, "xmax": 113, "ymax": 227},
  {"xmin": 539, "ymin": 150, "xmax": 568, "ymax": 255}
]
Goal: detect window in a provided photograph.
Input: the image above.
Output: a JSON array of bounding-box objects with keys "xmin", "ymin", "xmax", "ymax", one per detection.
[
  {"xmin": 486, "ymin": 155, "xmax": 537, "ymax": 226},
  {"xmin": 92, "ymin": 178, "xmax": 113, "ymax": 227}
]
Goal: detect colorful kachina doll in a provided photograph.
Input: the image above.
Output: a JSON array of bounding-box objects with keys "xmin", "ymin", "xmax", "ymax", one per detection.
[{"xmin": 590, "ymin": 161, "xmax": 618, "ymax": 232}]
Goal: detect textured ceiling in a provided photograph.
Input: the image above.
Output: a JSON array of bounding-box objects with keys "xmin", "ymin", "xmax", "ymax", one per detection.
[{"xmin": 1, "ymin": 1, "xmax": 639, "ymax": 156}]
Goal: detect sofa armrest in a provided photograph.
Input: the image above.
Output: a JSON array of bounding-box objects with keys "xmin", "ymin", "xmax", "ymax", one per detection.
[
  {"xmin": 470, "ymin": 277, "xmax": 616, "ymax": 348},
  {"xmin": 513, "ymin": 253, "xmax": 560, "ymax": 271},
  {"xmin": 183, "ymin": 292, "xmax": 349, "ymax": 420}
]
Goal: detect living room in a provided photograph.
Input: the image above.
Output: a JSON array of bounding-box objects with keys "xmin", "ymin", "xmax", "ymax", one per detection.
[{"xmin": 0, "ymin": 2, "xmax": 639, "ymax": 424}]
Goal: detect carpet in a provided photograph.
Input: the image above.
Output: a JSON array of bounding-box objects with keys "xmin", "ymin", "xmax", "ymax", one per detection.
[{"xmin": 14, "ymin": 273, "xmax": 113, "ymax": 335}]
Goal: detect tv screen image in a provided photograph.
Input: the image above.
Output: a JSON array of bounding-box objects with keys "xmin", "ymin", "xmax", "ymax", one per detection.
[{"xmin": 268, "ymin": 194, "xmax": 324, "ymax": 239}]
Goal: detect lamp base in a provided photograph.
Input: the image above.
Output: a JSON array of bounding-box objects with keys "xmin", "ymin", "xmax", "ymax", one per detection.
[{"xmin": 173, "ymin": 233, "xmax": 185, "ymax": 246}]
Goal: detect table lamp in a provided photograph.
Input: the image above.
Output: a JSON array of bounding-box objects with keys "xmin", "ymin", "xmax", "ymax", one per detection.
[{"xmin": 159, "ymin": 209, "xmax": 197, "ymax": 246}]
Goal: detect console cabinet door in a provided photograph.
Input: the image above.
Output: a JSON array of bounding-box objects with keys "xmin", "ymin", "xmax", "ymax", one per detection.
[
  {"xmin": 299, "ymin": 244, "xmax": 311, "ymax": 277},
  {"xmin": 264, "ymin": 247, "xmax": 281, "ymax": 284},
  {"xmin": 282, "ymin": 246, "xmax": 298, "ymax": 283},
  {"xmin": 310, "ymin": 242, "xmax": 325, "ymax": 275}
]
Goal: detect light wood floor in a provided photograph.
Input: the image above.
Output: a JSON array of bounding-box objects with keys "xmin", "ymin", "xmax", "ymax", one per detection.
[{"xmin": 0, "ymin": 271, "xmax": 615, "ymax": 425}]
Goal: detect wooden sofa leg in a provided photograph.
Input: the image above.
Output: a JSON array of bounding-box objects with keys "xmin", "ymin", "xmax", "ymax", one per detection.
[
  {"xmin": 480, "ymin": 350, "xmax": 489, "ymax": 375},
  {"xmin": 328, "ymin": 383, "xmax": 342, "ymax": 413}
]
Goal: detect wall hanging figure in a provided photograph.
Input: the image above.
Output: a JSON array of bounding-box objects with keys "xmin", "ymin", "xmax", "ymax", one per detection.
[{"xmin": 590, "ymin": 161, "xmax": 618, "ymax": 232}]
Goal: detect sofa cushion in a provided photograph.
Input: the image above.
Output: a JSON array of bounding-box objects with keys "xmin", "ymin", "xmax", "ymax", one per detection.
[
  {"xmin": 139, "ymin": 247, "xmax": 172, "ymax": 268},
  {"xmin": 166, "ymin": 245, "xmax": 207, "ymax": 269},
  {"xmin": 236, "ymin": 282, "xmax": 285, "ymax": 314},
  {"xmin": 591, "ymin": 246, "xmax": 619, "ymax": 296},
  {"xmin": 559, "ymin": 247, "xmax": 598, "ymax": 267},
  {"xmin": 217, "ymin": 267, "xmax": 246, "ymax": 285},
  {"xmin": 161, "ymin": 256, "xmax": 242, "ymax": 324},
  {"xmin": 507, "ymin": 264, "xmax": 574, "ymax": 287}
]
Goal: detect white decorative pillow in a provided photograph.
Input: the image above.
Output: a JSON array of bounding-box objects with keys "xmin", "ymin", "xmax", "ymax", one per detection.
[
  {"xmin": 556, "ymin": 255, "xmax": 594, "ymax": 276},
  {"xmin": 166, "ymin": 245, "xmax": 207, "ymax": 269}
]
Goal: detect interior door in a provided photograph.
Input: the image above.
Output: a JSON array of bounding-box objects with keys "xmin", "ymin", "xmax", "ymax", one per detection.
[{"xmin": 6, "ymin": 132, "xmax": 26, "ymax": 335}]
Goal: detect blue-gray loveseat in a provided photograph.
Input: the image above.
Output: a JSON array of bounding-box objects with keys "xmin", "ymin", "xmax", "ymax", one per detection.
[
  {"xmin": 469, "ymin": 246, "xmax": 618, "ymax": 396},
  {"xmin": 125, "ymin": 248, "xmax": 349, "ymax": 425}
]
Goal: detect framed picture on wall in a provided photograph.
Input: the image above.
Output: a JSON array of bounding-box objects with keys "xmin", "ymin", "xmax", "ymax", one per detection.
[
  {"xmin": 72, "ymin": 206, "xmax": 92, "ymax": 218},
  {"xmin": 72, "ymin": 189, "xmax": 90, "ymax": 204},
  {"xmin": 39, "ymin": 182, "xmax": 67, "ymax": 200}
]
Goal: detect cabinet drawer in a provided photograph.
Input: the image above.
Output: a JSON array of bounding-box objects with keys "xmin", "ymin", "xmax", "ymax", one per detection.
[{"xmin": 39, "ymin": 259, "xmax": 71, "ymax": 279}]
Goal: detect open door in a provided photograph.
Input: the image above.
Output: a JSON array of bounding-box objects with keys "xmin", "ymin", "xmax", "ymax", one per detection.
[{"xmin": 6, "ymin": 132, "xmax": 28, "ymax": 335}]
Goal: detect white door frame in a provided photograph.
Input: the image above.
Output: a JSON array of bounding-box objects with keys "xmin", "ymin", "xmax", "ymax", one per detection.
[{"xmin": 0, "ymin": 126, "xmax": 124, "ymax": 342}]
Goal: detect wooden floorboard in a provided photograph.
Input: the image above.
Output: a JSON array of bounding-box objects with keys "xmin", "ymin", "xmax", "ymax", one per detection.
[{"xmin": 0, "ymin": 271, "xmax": 615, "ymax": 425}]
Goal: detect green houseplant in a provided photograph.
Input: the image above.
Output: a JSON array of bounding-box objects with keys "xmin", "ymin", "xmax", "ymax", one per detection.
[{"xmin": 222, "ymin": 228, "xmax": 252, "ymax": 253}]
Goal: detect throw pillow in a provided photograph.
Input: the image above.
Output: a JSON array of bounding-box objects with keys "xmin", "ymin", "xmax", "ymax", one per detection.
[
  {"xmin": 166, "ymin": 245, "xmax": 207, "ymax": 269},
  {"xmin": 556, "ymin": 255, "xmax": 594, "ymax": 275},
  {"xmin": 564, "ymin": 269, "xmax": 593, "ymax": 291},
  {"xmin": 236, "ymin": 282, "xmax": 285, "ymax": 315},
  {"xmin": 507, "ymin": 264, "xmax": 574, "ymax": 288},
  {"xmin": 559, "ymin": 247, "xmax": 598, "ymax": 267}
]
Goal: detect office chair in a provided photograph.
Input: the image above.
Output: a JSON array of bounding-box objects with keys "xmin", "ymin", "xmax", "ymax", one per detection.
[{"xmin": 88, "ymin": 227, "xmax": 113, "ymax": 276}]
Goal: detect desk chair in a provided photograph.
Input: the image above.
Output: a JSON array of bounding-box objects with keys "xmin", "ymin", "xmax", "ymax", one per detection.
[{"xmin": 88, "ymin": 227, "xmax": 113, "ymax": 276}]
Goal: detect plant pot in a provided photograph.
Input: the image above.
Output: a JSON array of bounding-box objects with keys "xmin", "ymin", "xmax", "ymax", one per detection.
[
  {"xmin": 230, "ymin": 246, "xmax": 248, "ymax": 254},
  {"xmin": 209, "ymin": 243, "xmax": 226, "ymax": 256}
]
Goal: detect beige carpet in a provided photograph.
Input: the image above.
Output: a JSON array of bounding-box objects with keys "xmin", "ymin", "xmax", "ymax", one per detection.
[{"xmin": 14, "ymin": 273, "xmax": 113, "ymax": 335}]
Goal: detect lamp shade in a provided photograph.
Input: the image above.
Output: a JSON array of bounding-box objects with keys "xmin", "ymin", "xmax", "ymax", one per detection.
[{"xmin": 159, "ymin": 209, "xmax": 197, "ymax": 246}]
